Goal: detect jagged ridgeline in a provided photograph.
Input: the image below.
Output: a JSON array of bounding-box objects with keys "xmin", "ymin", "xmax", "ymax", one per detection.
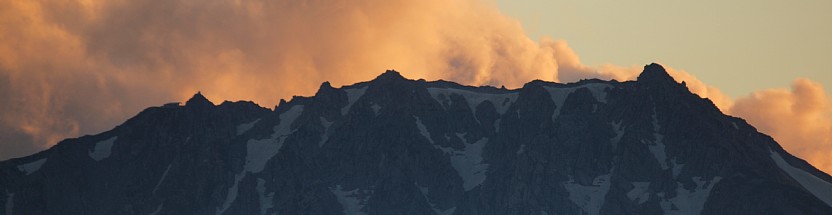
[{"xmin": 1, "ymin": 64, "xmax": 830, "ymax": 215}]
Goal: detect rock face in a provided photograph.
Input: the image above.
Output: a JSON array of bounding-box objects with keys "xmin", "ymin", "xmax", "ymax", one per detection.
[{"xmin": 1, "ymin": 63, "xmax": 831, "ymax": 215}]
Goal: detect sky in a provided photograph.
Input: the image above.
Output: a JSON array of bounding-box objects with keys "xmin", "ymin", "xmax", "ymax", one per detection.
[
  {"xmin": 0, "ymin": 0, "xmax": 829, "ymax": 173},
  {"xmin": 496, "ymin": 0, "xmax": 832, "ymax": 98}
]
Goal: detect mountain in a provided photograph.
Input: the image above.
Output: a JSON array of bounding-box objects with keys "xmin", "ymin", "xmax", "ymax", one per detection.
[{"xmin": 1, "ymin": 63, "xmax": 831, "ymax": 215}]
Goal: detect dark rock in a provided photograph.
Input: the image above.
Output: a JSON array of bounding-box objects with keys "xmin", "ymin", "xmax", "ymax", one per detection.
[{"xmin": 1, "ymin": 63, "xmax": 830, "ymax": 214}]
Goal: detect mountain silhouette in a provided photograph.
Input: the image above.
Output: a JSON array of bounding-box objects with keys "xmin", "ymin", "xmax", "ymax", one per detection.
[{"xmin": 1, "ymin": 63, "xmax": 830, "ymax": 214}]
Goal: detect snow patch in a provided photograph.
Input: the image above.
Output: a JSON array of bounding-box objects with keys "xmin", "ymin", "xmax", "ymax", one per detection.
[
  {"xmin": 319, "ymin": 117, "xmax": 333, "ymax": 147},
  {"xmin": 414, "ymin": 116, "xmax": 433, "ymax": 144},
  {"xmin": 626, "ymin": 182, "xmax": 650, "ymax": 204},
  {"xmin": 452, "ymin": 135, "xmax": 489, "ymax": 191},
  {"xmin": 370, "ymin": 103, "xmax": 381, "ymax": 116},
  {"xmin": 583, "ymin": 83, "xmax": 611, "ymax": 103},
  {"xmin": 543, "ymin": 87, "xmax": 577, "ymax": 120},
  {"xmin": 149, "ymin": 202, "xmax": 163, "ymax": 215},
  {"xmin": 218, "ymin": 105, "xmax": 303, "ymax": 214},
  {"xmin": 330, "ymin": 185, "xmax": 371, "ymax": 215},
  {"xmin": 237, "ymin": 119, "xmax": 261, "ymax": 135},
  {"xmin": 152, "ymin": 164, "xmax": 173, "ymax": 195},
  {"xmin": 770, "ymin": 151, "xmax": 832, "ymax": 207},
  {"xmin": 5, "ymin": 192, "xmax": 13, "ymax": 215},
  {"xmin": 417, "ymin": 184, "xmax": 429, "ymax": 196},
  {"xmin": 89, "ymin": 136, "xmax": 118, "ymax": 161},
  {"xmin": 563, "ymin": 173, "xmax": 612, "ymax": 215},
  {"xmin": 256, "ymin": 178, "xmax": 275, "ymax": 215},
  {"xmin": 516, "ymin": 144, "xmax": 526, "ymax": 155},
  {"xmin": 17, "ymin": 158, "xmax": 47, "ymax": 175},
  {"xmin": 494, "ymin": 118, "xmax": 502, "ymax": 133},
  {"xmin": 216, "ymin": 174, "xmax": 245, "ymax": 215},
  {"xmin": 416, "ymin": 183, "xmax": 456, "ymax": 215},
  {"xmin": 645, "ymin": 111, "xmax": 669, "ymax": 169},
  {"xmin": 439, "ymin": 207, "xmax": 457, "ymax": 214},
  {"xmin": 427, "ymin": 88, "xmax": 518, "ymax": 115},
  {"xmin": 245, "ymin": 105, "xmax": 304, "ymax": 173},
  {"xmin": 435, "ymin": 134, "xmax": 489, "ymax": 191},
  {"xmin": 659, "ymin": 177, "xmax": 722, "ymax": 215},
  {"xmin": 671, "ymin": 158, "xmax": 685, "ymax": 178},
  {"xmin": 544, "ymin": 84, "xmax": 611, "ymax": 120},
  {"xmin": 610, "ymin": 121, "xmax": 624, "ymax": 146},
  {"xmin": 341, "ymin": 87, "xmax": 368, "ymax": 115}
]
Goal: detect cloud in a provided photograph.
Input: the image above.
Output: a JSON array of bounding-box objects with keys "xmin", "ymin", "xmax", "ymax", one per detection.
[
  {"xmin": 730, "ymin": 79, "xmax": 832, "ymax": 173},
  {"xmin": 664, "ymin": 67, "xmax": 735, "ymax": 111},
  {"xmin": 0, "ymin": 0, "xmax": 829, "ymax": 175},
  {"xmin": 0, "ymin": 0, "xmax": 566, "ymax": 159}
]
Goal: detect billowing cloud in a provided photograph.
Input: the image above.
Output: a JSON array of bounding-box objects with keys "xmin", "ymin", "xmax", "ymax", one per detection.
[
  {"xmin": 0, "ymin": 0, "xmax": 829, "ymax": 174},
  {"xmin": 542, "ymin": 42, "xmax": 735, "ymax": 111},
  {"xmin": 730, "ymin": 79, "xmax": 832, "ymax": 172},
  {"xmin": 0, "ymin": 0, "xmax": 563, "ymax": 159},
  {"xmin": 665, "ymin": 67, "xmax": 735, "ymax": 111}
]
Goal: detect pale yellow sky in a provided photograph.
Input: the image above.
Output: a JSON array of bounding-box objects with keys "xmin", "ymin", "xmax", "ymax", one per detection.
[{"xmin": 496, "ymin": 0, "xmax": 831, "ymax": 98}]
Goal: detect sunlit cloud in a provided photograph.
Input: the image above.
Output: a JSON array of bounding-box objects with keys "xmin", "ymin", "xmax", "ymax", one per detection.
[
  {"xmin": 0, "ymin": 0, "xmax": 563, "ymax": 159},
  {"xmin": 731, "ymin": 79, "xmax": 832, "ymax": 172},
  {"xmin": 0, "ymin": 0, "xmax": 829, "ymax": 174}
]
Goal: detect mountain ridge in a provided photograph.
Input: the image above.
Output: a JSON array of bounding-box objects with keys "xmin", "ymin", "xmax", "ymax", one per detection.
[{"xmin": 1, "ymin": 63, "xmax": 831, "ymax": 214}]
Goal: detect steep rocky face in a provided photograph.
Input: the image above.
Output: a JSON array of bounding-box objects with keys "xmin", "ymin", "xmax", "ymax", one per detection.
[{"xmin": 1, "ymin": 64, "xmax": 830, "ymax": 215}]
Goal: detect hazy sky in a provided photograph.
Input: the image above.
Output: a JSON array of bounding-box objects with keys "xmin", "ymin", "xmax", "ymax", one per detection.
[{"xmin": 496, "ymin": 0, "xmax": 831, "ymax": 98}]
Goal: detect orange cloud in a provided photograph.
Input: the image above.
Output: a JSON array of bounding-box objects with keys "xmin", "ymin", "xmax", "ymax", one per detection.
[
  {"xmin": 664, "ymin": 67, "xmax": 735, "ymax": 111},
  {"xmin": 0, "ymin": 0, "xmax": 829, "ymax": 175},
  {"xmin": 0, "ymin": 0, "xmax": 567, "ymax": 159},
  {"xmin": 730, "ymin": 79, "xmax": 832, "ymax": 173}
]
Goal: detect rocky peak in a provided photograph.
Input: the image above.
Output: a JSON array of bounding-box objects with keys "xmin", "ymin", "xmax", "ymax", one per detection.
[
  {"xmin": 373, "ymin": 70, "xmax": 407, "ymax": 83},
  {"xmin": 185, "ymin": 91, "xmax": 215, "ymax": 110},
  {"xmin": 315, "ymin": 81, "xmax": 336, "ymax": 96},
  {"xmin": 637, "ymin": 63, "xmax": 676, "ymax": 84}
]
